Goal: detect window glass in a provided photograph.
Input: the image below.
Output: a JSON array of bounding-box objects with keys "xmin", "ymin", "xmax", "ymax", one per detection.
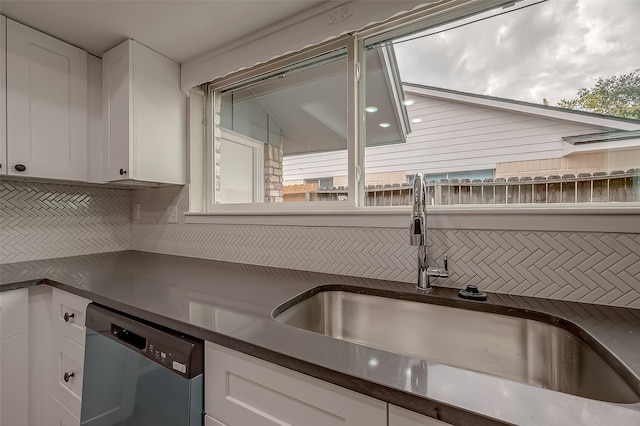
[
  {"xmin": 213, "ymin": 47, "xmax": 349, "ymax": 205},
  {"xmin": 362, "ymin": 0, "xmax": 640, "ymax": 206}
]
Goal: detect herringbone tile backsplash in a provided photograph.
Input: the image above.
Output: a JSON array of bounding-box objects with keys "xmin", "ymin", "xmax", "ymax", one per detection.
[
  {"xmin": 132, "ymin": 186, "xmax": 640, "ymax": 309},
  {"xmin": 0, "ymin": 180, "xmax": 131, "ymax": 263},
  {"xmin": 2, "ymin": 181, "xmax": 638, "ymax": 308}
]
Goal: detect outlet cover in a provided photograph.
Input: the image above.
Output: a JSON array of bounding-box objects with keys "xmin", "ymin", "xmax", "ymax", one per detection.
[
  {"xmin": 132, "ymin": 203, "xmax": 140, "ymax": 221},
  {"xmin": 167, "ymin": 206, "xmax": 178, "ymax": 223}
]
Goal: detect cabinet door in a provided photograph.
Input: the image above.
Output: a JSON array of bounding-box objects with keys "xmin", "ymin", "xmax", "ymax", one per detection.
[
  {"xmin": 205, "ymin": 342, "xmax": 386, "ymax": 426},
  {"xmin": 0, "ymin": 332, "xmax": 29, "ymax": 426},
  {"xmin": 102, "ymin": 39, "xmax": 131, "ymax": 182},
  {"xmin": 1, "ymin": 16, "xmax": 6, "ymax": 176},
  {"xmin": 102, "ymin": 39, "xmax": 185, "ymax": 184},
  {"xmin": 0, "ymin": 287, "xmax": 28, "ymax": 339},
  {"xmin": 29, "ymin": 285, "xmax": 54, "ymax": 426},
  {"xmin": 389, "ymin": 405, "xmax": 451, "ymax": 426},
  {"xmin": 6, "ymin": 19, "xmax": 87, "ymax": 181},
  {"xmin": 131, "ymin": 40, "xmax": 184, "ymax": 184}
]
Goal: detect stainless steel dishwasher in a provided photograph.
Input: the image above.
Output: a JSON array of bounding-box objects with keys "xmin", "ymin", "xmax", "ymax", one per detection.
[{"xmin": 80, "ymin": 304, "xmax": 203, "ymax": 426}]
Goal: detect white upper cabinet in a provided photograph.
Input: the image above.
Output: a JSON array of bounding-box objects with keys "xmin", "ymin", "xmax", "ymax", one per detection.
[
  {"xmin": 102, "ymin": 39, "xmax": 185, "ymax": 185},
  {"xmin": 1, "ymin": 16, "xmax": 7, "ymax": 175},
  {"xmin": 6, "ymin": 19, "xmax": 88, "ymax": 181}
]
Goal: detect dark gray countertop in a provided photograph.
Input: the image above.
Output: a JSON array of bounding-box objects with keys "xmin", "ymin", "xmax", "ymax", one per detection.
[{"xmin": 2, "ymin": 250, "xmax": 640, "ymax": 425}]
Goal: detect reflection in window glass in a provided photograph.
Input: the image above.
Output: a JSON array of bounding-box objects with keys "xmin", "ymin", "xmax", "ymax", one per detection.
[
  {"xmin": 214, "ymin": 48, "xmax": 348, "ymax": 204},
  {"xmin": 363, "ymin": 0, "xmax": 639, "ymax": 206}
]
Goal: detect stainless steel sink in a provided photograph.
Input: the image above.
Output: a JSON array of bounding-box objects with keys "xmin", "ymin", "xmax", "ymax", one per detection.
[{"xmin": 273, "ymin": 288, "xmax": 640, "ymax": 403}]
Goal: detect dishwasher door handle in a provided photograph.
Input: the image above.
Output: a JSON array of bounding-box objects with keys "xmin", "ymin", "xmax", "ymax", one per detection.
[{"xmin": 111, "ymin": 323, "xmax": 147, "ymax": 350}]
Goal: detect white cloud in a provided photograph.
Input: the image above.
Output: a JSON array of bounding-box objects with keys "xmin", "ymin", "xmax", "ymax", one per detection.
[{"xmin": 393, "ymin": 0, "xmax": 640, "ymax": 106}]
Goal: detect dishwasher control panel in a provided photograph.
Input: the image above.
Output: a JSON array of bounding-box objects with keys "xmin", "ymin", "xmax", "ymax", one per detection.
[{"xmin": 86, "ymin": 303, "xmax": 203, "ymax": 379}]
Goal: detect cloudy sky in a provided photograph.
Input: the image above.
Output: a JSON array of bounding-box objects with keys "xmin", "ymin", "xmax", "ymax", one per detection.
[{"xmin": 394, "ymin": 0, "xmax": 640, "ymax": 106}]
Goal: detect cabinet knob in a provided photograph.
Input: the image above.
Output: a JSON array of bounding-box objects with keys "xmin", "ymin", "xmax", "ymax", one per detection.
[
  {"xmin": 14, "ymin": 164, "xmax": 27, "ymax": 172},
  {"xmin": 119, "ymin": 168, "xmax": 127, "ymax": 176},
  {"xmin": 63, "ymin": 312, "xmax": 75, "ymax": 322},
  {"xmin": 63, "ymin": 372, "xmax": 75, "ymax": 382}
]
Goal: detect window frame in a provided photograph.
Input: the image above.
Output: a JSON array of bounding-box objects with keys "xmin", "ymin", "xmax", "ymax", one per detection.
[
  {"xmin": 192, "ymin": 0, "xmax": 640, "ymax": 222},
  {"xmin": 204, "ymin": 36, "xmax": 359, "ymax": 213}
]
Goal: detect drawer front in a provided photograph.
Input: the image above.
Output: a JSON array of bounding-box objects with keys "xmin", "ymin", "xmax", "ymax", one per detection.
[
  {"xmin": 52, "ymin": 396, "xmax": 80, "ymax": 426},
  {"xmin": 52, "ymin": 288, "xmax": 90, "ymax": 346},
  {"xmin": 0, "ymin": 288, "xmax": 28, "ymax": 338},
  {"xmin": 53, "ymin": 333, "xmax": 84, "ymax": 417},
  {"xmin": 205, "ymin": 342, "xmax": 386, "ymax": 426}
]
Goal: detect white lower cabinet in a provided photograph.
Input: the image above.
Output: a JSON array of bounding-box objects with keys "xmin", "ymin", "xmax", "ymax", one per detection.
[
  {"xmin": 0, "ymin": 332, "xmax": 29, "ymax": 426},
  {"xmin": 50, "ymin": 288, "xmax": 90, "ymax": 426},
  {"xmin": 0, "ymin": 288, "xmax": 29, "ymax": 426},
  {"xmin": 22, "ymin": 286, "xmax": 90, "ymax": 426},
  {"xmin": 52, "ymin": 333, "xmax": 85, "ymax": 419},
  {"xmin": 389, "ymin": 405, "xmax": 451, "ymax": 426},
  {"xmin": 53, "ymin": 398, "xmax": 81, "ymax": 426},
  {"xmin": 205, "ymin": 342, "xmax": 387, "ymax": 426}
]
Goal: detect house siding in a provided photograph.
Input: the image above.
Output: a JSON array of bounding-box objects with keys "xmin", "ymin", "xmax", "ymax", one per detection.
[{"xmin": 284, "ymin": 88, "xmax": 616, "ymax": 182}]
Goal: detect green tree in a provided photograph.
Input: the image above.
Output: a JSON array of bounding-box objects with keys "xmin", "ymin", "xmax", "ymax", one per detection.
[{"xmin": 557, "ymin": 69, "xmax": 640, "ymax": 120}]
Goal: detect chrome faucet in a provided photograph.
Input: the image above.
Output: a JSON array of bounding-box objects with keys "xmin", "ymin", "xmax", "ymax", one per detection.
[{"xmin": 410, "ymin": 172, "xmax": 448, "ymax": 292}]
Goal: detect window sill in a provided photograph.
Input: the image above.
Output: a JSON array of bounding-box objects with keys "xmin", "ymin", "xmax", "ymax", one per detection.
[{"xmin": 185, "ymin": 204, "xmax": 640, "ymax": 233}]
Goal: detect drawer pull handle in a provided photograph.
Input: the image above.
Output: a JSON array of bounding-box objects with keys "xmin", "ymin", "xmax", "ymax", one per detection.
[
  {"xmin": 63, "ymin": 372, "xmax": 75, "ymax": 382},
  {"xmin": 63, "ymin": 312, "xmax": 75, "ymax": 322}
]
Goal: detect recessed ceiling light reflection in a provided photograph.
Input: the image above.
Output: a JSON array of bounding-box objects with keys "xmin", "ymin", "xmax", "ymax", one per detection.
[
  {"xmin": 368, "ymin": 358, "xmax": 379, "ymax": 368},
  {"xmin": 412, "ymin": 118, "xmax": 423, "ymax": 123},
  {"xmin": 402, "ymin": 99, "xmax": 415, "ymax": 106},
  {"xmin": 365, "ymin": 106, "xmax": 378, "ymax": 113},
  {"xmin": 379, "ymin": 122, "xmax": 391, "ymax": 128}
]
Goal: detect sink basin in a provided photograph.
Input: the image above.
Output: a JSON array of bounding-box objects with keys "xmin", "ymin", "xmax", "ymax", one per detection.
[{"xmin": 273, "ymin": 287, "xmax": 640, "ymax": 403}]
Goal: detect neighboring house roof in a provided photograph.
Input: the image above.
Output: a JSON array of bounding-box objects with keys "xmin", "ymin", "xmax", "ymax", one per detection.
[
  {"xmin": 562, "ymin": 129, "xmax": 640, "ymax": 144},
  {"xmin": 403, "ymin": 82, "xmax": 640, "ymax": 132}
]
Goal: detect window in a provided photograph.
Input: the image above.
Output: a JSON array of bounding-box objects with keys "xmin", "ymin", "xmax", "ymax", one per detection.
[
  {"xmin": 361, "ymin": 0, "xmax": 640, "ymax": 206},
  {"xmin": 207, "ymin": 40, "xmax": 353, "ymax": 211},
  {"xmin": 204, "ymin": 0, "xmax": 639, "ymax": 212}
]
